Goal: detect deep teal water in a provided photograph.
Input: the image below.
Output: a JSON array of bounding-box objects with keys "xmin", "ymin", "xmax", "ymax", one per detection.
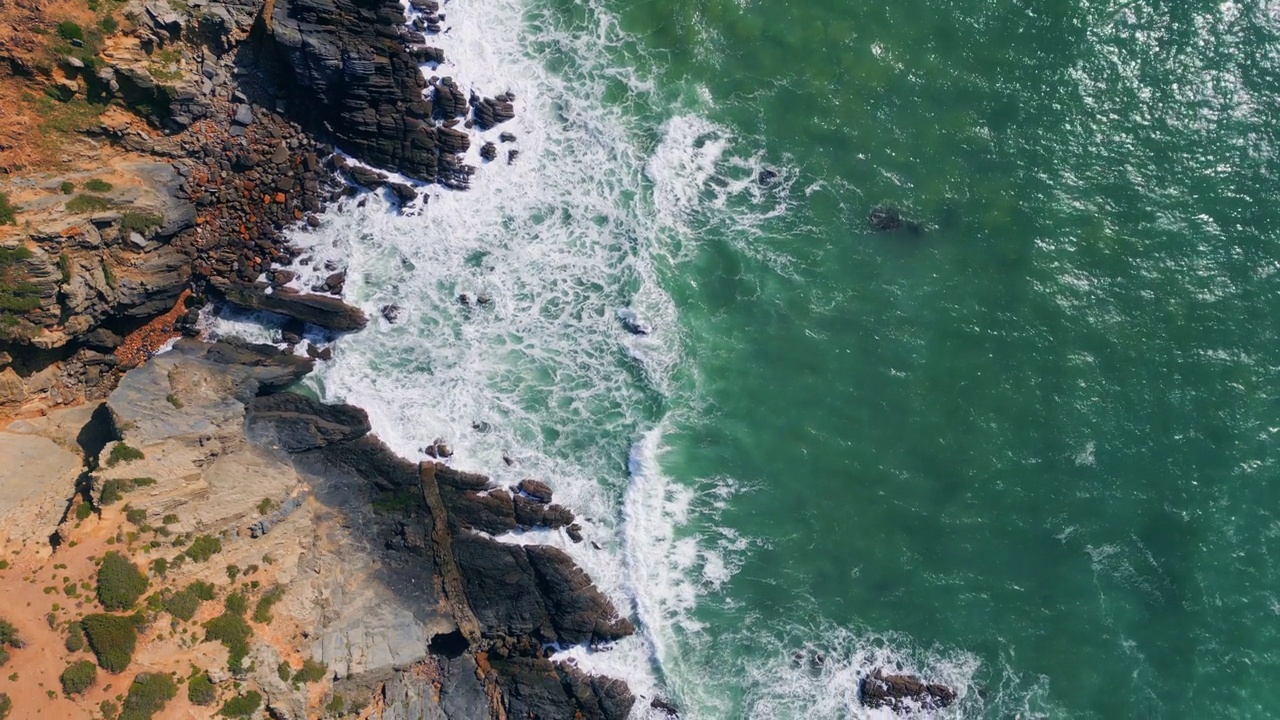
[{"xmin": 598, "ymin": 0, "xmax": 1280, "ymax": 716}]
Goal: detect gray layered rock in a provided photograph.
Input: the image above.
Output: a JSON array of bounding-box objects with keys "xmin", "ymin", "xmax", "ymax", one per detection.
[{"xmin": 217, "ymin": 281, "xmax": 368, "ymax": 331}]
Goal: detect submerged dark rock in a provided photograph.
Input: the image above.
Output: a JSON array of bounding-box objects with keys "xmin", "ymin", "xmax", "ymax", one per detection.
[
  {"xmin": 859, "ymin": 669, "xmax": 957, "ymax": 713},
  {"xmin": 868, "ymin": 205, "xmax": 923, "ymax": 234},
  {"xmin": 651, "ymin": 696, "xmax": 681, "ymax": 716}
]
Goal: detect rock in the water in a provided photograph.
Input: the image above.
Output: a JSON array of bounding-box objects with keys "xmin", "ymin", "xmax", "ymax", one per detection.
[
  {"xmin": 388, "ymin": 182, "xmax": 417, "ymax": 205},
  {"xmin": 218, "ymin": 282, "xmax": 368, "ymax": 332},
  {"xmin": 859, "ymin": 669, "xmax": 957, "ymax": 713},
  {"xmin": 651, "ymin": 697, "xmax": 680, "ymax": 716},
  {"xmin": 757, "ymin": 168, "xmax": 779, "ymax": 186},
  {"xmin": 480, "ymin": 142, "xmax": 497, "ymax": 161},
  {"xmin": 517, "ymin": 478, "xmax": 553, "ymax": 503},
  {"xmin": 424, "ymin": 437, "xmax": 452, "ymax": 458},
  {"xmin": 380, "ymin": 304, "xmax": 402, "ymax": 323},
  {"xmin": 617, "ymin": 308, "xmax": 651, "ymax": 336},
  {"xmin": 868, "ymin": 205, "xmax": 922, "ymax": 234},
  {"xmin": 472, "ymin": 95, "xmax": 515, "ymax": 129}
]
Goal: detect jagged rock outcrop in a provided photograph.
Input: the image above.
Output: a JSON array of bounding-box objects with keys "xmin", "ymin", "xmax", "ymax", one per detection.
[
  {"xmin": 859, "ymin": 669, "xmax": 957, "ymax": 713},
  {"xmin": 268, "ymin": 0, "xmax": 474, "ymax": 187}
]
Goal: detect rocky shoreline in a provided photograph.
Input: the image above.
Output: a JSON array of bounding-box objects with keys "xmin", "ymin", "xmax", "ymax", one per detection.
[{"xmin": 0, "ymin": 0, "xmax": 638, "ymax": 715}]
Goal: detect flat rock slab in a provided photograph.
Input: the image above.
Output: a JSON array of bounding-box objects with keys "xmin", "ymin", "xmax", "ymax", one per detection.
[{"xmin": 0, "ymin": 432, "xmax": 81, "ymax": 549}]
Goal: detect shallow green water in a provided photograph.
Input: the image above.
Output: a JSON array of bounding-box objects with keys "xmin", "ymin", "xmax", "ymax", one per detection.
[{"xmin": 604, "ymin": 0, "xmax": 1280, "ymax": 716}]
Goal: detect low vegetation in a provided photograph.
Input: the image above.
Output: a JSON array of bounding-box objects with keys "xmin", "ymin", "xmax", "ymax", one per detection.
[
  {"xmin": 65, "ymin": 622, "xmax": 85, "ymax": 652},
  {"xmin": 81, "ymin": 613, "xmax": 138, "ymax": 672},
  {"xmin": 0, "ymin": 247, "xmax": 41, "ymax": 332},
  {"xmin": 203, "ymin": 611, "xmax": 252, "ymax": 673},
  {"xmin": 99, "ymin": 476, "xmax": 156, "ymax": 504},
  {"xmin": 59, "ymin": 181, "xmax": 75, "ymax": 194},
  {"xmin": 65, "ymin": 194, "xmax": 113, "ymax": 213},
  {"xmin": 0, "ymin": 693, "xmax": 10, "ymax": 720},
  {"xmin": 0, "ymin": 620, "xmax": 21, "ymax": 650},
  {"xmin": 293, "ymin": 658, "xmax": 328, "ymax": 684},
  {"xmin": 97, "ymin": 551, "xmax": 148, "ymax": 611},
  {"xmin": 217, "ymin": 690, "xmax": 261, "ymax": 718},
  {"xmin": 106, "ymin": 443, "xmax": 145, "ymax": 467},
  {"xmin": 252, "ymin": 586, "xmax": 285, "ymax": 624},
  {"xmin": 162, "ymin": 581, "xmax": 215, "ymax": 622},
  {"xmin": 120, "ymin": 212, "xmax": 163, "ymax": 234},
  {"xmin": 187, "ymin": 670, "xmax": 216, "ymax": 705},
  {"xmin": 83, "ymin": 179, "xmax": 113, "ymax": 192},
  {"xmin": 184, "ymin": 534, "xmax": 222, "ymax": 563},
  {"xmin": 0, "ymin": 195, "xmax": 14, "ymax": 225},
  {"xmin": 56, "ymin": 21, "xmax": 84, "ymax": 42},
  {"xmin": 59, "ymin": 660, "xmax": 98, "ymax": 695},
  {"xmin": 119, "ymin": 672, "xmax": 176, "ymax": 720}
]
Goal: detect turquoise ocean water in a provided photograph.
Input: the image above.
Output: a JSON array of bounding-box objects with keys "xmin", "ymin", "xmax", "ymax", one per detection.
[{"xmin": 222, "ymin": 0, "xmax": 1280, "ymax": 716}]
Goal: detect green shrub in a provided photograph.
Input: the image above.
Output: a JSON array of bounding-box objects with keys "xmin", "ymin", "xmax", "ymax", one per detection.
[
  {"xmin": 293, "ymin": 658, "xmax": 328, "ymax": 684},
  {"xmin": 99, "ymin": 479, "xmax": 124, "ymax": 505},
  {"xmin": 97, "ymin": 551, "xmax": 148, "ymax": 611},
  {"xmin": 56, "ymin": 21, "xmax": 84, "ymax": 41},
  {"xmin": 84, "ymin": 179, "xmax": 113, "ymax": 192},
  {"xmin": 0, "ymin": 649, "xmax": 9, "ymax": 667},
  {"xmin": 186, "ymin": 671, "xmax": 216, "ymax": 706},
  {"xmin": 82, "ymin": 614, "xmax": 137, "ymax": 672},
  {"xmin": 75, "ymin": 502, "xmax": 93, "ymax": 520},
  {"xmin": 99, "ymin": 700, "xmax": 117, "ymax": 720},
  {"xmin": 0, "ymin": 693, "xmax": 9, "ymax": 720},
  {"xmin": 217, "ymin": 690, "xmax": 261, "ymax": 718},
  {"xmin": 0, "ymin": 195, "xmax": 16, "ymax": 225},
  {"xmin": 60, "ymin": 660, "xmax": 98, "ymax": 695},
  {"xmin": 106, "ymin": 443, "xmax": 144, "ymax": 467},
  {"xmin": 119, "ymin": 672, "xmax": 175, "ymax": 720},
  {"xmin": 57, "ymin": 252, "xmax": 71, "ymax": 283},
  {"xmin": 257, "ymin": 498, "xmax": 276, "ymax": 516},
  {"xmin": 125, "ymin": 507, "xmax": 146, "ymax": 525},
  {"xmin": 162, "ymin": 581, "xmax": 214, "ymax": 622},
  {"xmin": 202, "ymin": 613, "xmax": 251, "ymax": 673},
  {"xmin": 326, "ymin": 693, "xmax": 346, "ymax": 714},
  {"xmin": 0, "ymin": 620, "xmax": 20, "ymax": 648},
  {"xmin": 190, "ymin": 580, "xmax": 216, "ymax": 601},
  {"xmin": 184, "ymin": 535, "xmax": 221, "ymax": 563},
  {"xmin": 119, "ymin": 212, "xmax": 163, "ymax": 234},
  {"xmin": 149, "ymin": 557, "xmax": 168, "ymax": 577},
  {"xmin": 251, "ymin": 586, "xmax": 283, "ymax": 624},
  {"xmin": 65, "ymin": 622, "xmax": 85, "ymax": 652},
  {"xmin": 59, "ymin": 181, "xmax": 75, "ymax": 194},
  {"xmin": 131, "ymin": 477, "xmax": 156, "ymax": 487},
  {"xmin": 161, "ymin": 514, "xmax": 178, "ymax": 524},
  {"xmin": 277, "ymin": 663, "xmax": 291, "ymax": 682},
  {"xmin": 65, "ymin": 194, "xmax": 112, "ymax": 213},
  {"xmin": 98, "ymin": 16, "xmax": 118, "ymax": 33},
  {"xmin": 225, "ymin": 564, "xmax": 239, "ymax": 582},
  {"xmin": 224, "ymin": 592, "xmax": 246, "ymax": 616}
]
